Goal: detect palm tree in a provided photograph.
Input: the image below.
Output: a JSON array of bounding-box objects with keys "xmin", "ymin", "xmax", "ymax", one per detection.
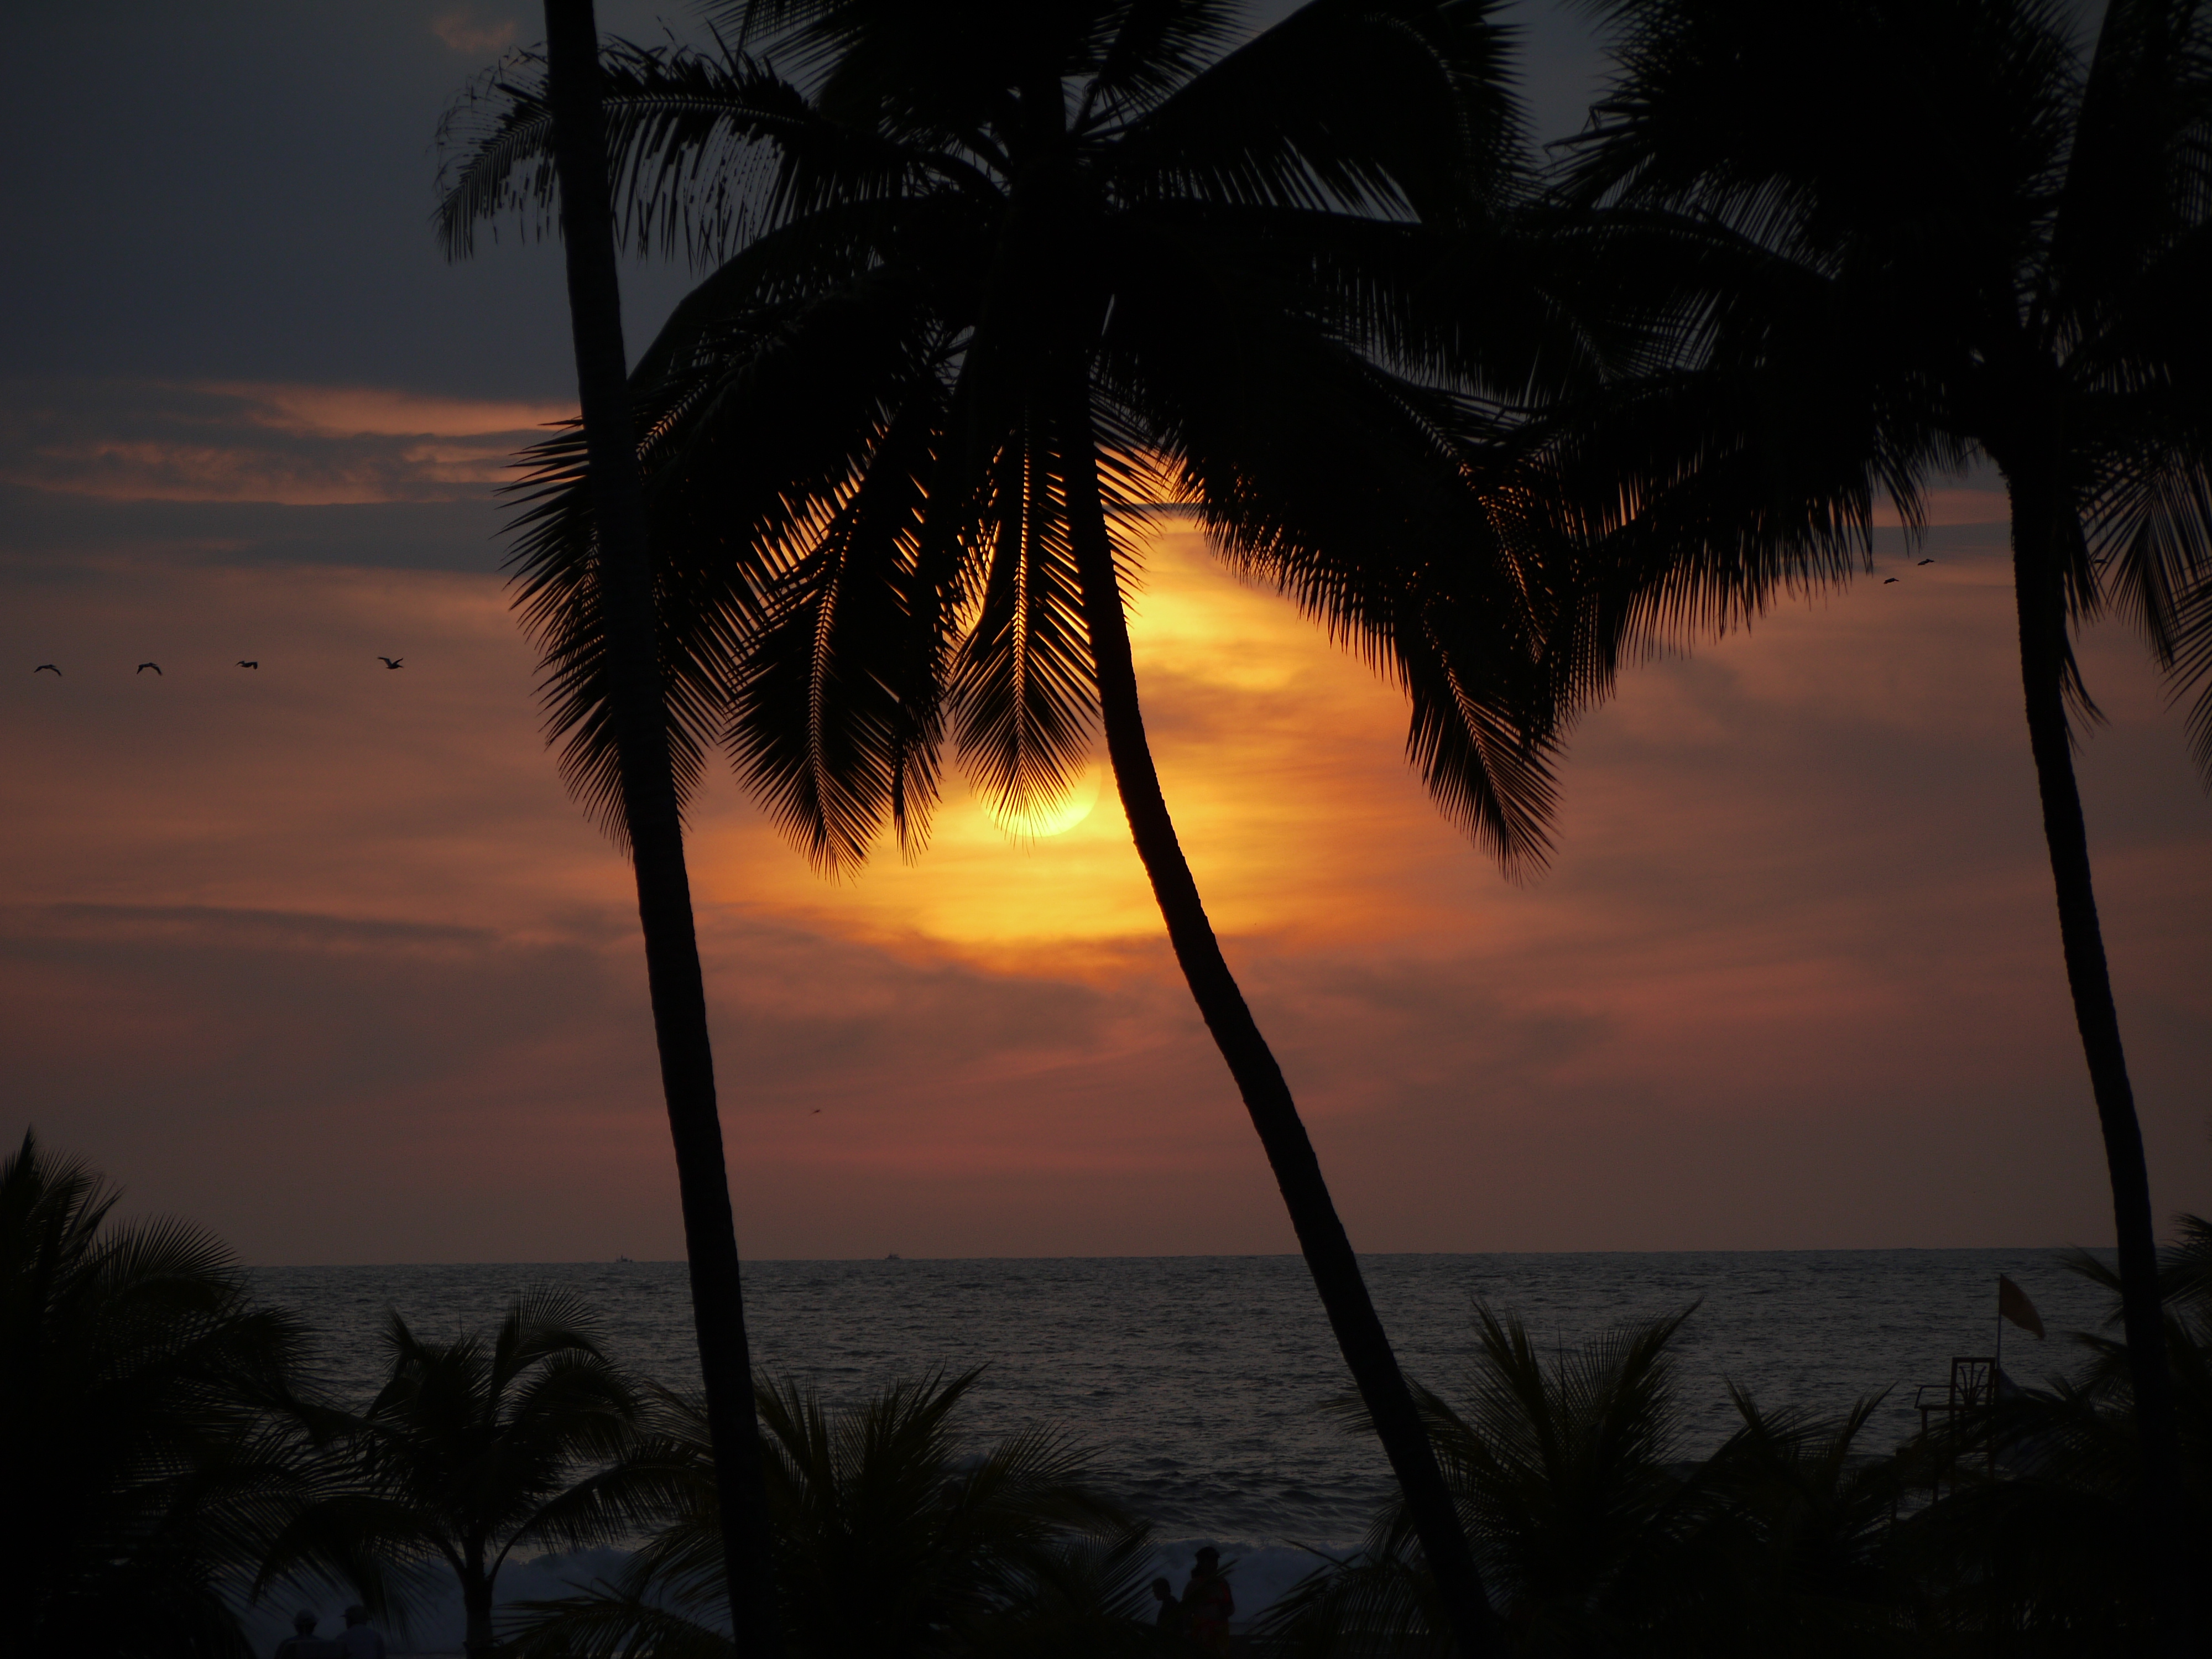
[
  {"xmin": 1898, "ymin": 1238, "xmax": 2212, "ymax": 1648},
  {"xmin": 0, "ymin": 1130, "xmax": 327, "ymax": 1659},
  {"xmin": 502, "ymin": 1368, "xmax": 1155, "ymax": 1658},
  {"xmin": 1260, "ymin": 1305, "xmax": 1725, "ymax": 1657},
  {"xmin": 264, "ymin": 1291, "xmax": 662, "ymax": 1658},
  {"xmin": 1546, "ymin": 1, "xmax": 2212, "ymax": 1644},
  {"xmin": 528, "ymin": 5, "xmax": 783, "ymax": 1651},
  {"xmin": 437, "ymin": 4, "xmax": 1589, "ymax": 1652},
  {"xmin": 1698, "ymin": 1391, "xmax": 1917, "ymax": 1658}
]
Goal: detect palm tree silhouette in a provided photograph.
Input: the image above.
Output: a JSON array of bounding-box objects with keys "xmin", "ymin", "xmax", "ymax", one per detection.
[
  {"xmin": 524, "ymin": 6, "xmax": 785, "ymax": 1652},
  {"xmin": 439, "ymin": 5, "xmax": 1580, "ymax": 1649},
  {"xmin": 1, "ymin": 1131, "xmax": 326, "ymax": 1658},
  {"xmin": 504, "ymin": 1368, "xmax": 1153, "ymax": 1658},
  {"xmin": 265, "ymin": 1291, "xmax": 662, "ymax": 1659},
  {"xmin": 1265, "ymin": 1306, "xmax": 1714, "ymax": 1655},
  {"xmin": 1548, "ymin": 2, "xmax": 2211, "ymax": 1642}
]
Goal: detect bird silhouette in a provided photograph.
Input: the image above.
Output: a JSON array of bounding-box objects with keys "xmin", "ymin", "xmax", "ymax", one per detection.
[
  {"xmin": 1883, "ymin": 577, "xmax": 1900, "ymax": 585},
  {"xmin": 1917, "ymin": 558, "xmax": 1934, "ymax": 566},
  {"xmin": 377, "ymin": 656, "xmax": 404, "ymax": 670},
  {"xmin": 237, "ymin": 660, "xmax": 258, "ymax": 669},
  {"xmin": 810, "ymin": 1108, "xmax": 822, "ymax": 1115},
  {"xmin": 137, "ymin": 662, "xmax": 161, "ymax": 675},
  {"xmin": 34, "ymin": 664, "xmax": 60, "ymax": 676}
]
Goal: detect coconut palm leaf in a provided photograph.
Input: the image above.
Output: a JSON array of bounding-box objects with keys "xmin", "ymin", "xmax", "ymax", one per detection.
[
  {"xmin": 441, "ymin": 11, "xmax": 1609, "ymax": 1650},
  {"xmin": 1551, "ymin": 7, "xmax": 2212, "ymax": 1635},
  {"xmin": 262, "ymin": 1291, "xmax": 662, "ymax": 1658},
  {"xmin": 1, "ymin": 1132, "xmax": 340, "ymax": 1659},
  {"xmin": 502, "ymin": 1368, "xmax": 1152, "ymax": 1659}
]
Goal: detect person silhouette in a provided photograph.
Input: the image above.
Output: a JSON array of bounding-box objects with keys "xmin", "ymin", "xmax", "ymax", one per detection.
[
  {"xmin": 1149, "ymin": 1575, "xmax": 1186, "ymax": 1637},
  {"xmin": 1181, "ymin": 1547, "xmax": 1233, "ymax": 1655},
  {"xmin": 336, "ymin": 1606, "xmax": 386, "ymax": 1659},
  {"xmin": 273, "ymin": 1610, "xmax": 341, "ymax": 1659}
]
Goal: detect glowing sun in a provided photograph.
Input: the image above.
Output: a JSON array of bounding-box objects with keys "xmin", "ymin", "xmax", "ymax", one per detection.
[{"xmin": 979, "ymin": 763, "xmax": 1105, "ymax": 838}]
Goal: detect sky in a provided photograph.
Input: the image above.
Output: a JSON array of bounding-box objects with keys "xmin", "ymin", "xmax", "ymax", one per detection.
[{"xmin": 2, "ymin": 2, "xmax": 2205, "ymax": 1265}]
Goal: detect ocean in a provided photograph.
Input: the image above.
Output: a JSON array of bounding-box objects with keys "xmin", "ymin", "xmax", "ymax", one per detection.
[{"xmin": 244, "ymin": 1249, "xmax": 2116, "ymax": 1652}]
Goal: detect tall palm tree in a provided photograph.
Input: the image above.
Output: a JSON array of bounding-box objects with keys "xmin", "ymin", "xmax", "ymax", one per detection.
[
  {"xmin": 504, "ymin": 1369, "xmax": 1153, "ymax": 1658},
  {"xmin": 264, "ymin": 1291, "xmax": 661, "ymax": 1658},
  {"xmin": 1547, "ymin": 1, "xmax": 2212, "ymax": 1645},
  {"xmin": 0, "ymin": 1130, "xmax": 327, "ymax": 1659},
  {"xmin": 437, "ymin": 4, "xmax": 1582, "ymax": 1651},
  {"xmin": 1900, "ymin": 1241, "xmax": 2212, "ymax": 1647},
  {"xmin": 528, "ymin": 6, "xmax": 784, "ymax": 1652}
]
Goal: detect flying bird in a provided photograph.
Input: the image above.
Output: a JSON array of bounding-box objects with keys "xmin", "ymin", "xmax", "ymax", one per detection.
[
  {"xmin": 137, "ymin": 662, "xmax": 161, "ymax": 675},
  {"xmin": 1883, "ymin": 577, "xmax": 1900, "ymax": 584},
  {"xmin": 34, "ymin": 664, "xmax": 60, "ymax": 676},
  {"xmin": 377, "ymin": 656, "xmax": 404, "ymax": 670},
  {"xmin": 237, "ymin": 660, "xmax": 258, "ymax": 669},
  {"xmin": 1918, "ymin": 558, "xmax": 1934, "ymax": 566}
]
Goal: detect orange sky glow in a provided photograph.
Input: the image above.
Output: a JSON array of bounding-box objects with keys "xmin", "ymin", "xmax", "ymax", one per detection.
[{"xmin": 3, "ymin": 378, "xmax": 2206, "ymax": 1261}]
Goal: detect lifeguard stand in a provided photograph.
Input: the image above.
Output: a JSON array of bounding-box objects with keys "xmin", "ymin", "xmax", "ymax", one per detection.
[{"xmin": 1911, "ymin": 1356, "xmax": 1999, "ymax": 1495}]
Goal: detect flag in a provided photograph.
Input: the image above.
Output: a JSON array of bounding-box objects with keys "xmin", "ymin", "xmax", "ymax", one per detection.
[{"xmin": 1999, "ymin": 1274, "xmax": 2045, "ymax": 1339}]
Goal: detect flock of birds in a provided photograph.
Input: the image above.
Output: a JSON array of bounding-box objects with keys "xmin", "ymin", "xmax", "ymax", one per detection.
[
  {"xmin": 31, "ymin": 561, "xmax": 1944, "ymax": 679},
  {"xmin": 32, "ymin": 657, "xmax": 405, "ymax": 676}
]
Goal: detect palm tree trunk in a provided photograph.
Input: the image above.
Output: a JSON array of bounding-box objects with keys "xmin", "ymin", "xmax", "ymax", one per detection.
[
  {"xmin": 540, "ymin": 6, "xmax": 782, "ymax": 1655},
  {"xmin": 2004, "ymin": 460, "xmax": 2194, "ymax": 1655},
  {"xmin": 1057, "ymin": 383, "xmax": 1500, "ymax": 1659},
  {"xmin": 461, "ymin": 1563, "xmax": 494, "ymax": 1659}
]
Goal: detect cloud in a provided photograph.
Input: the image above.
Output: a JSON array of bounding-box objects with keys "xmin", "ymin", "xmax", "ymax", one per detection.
[
  {"xmin": 2, "ymin": 496, "xmax": 2207, "ymax": 1261},
  {"xmin": 432, "ymin": 8, "xmax": 522, "ymax": 55},
  {"xmin": 0, "ymin": 378, "xmax": 570, "ymax": 506}
]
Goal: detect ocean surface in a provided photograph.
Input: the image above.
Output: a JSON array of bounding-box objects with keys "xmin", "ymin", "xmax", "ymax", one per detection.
[{"xmin": 245, "ymin": 1250, "xmax": 2116, "ymax": 1651}]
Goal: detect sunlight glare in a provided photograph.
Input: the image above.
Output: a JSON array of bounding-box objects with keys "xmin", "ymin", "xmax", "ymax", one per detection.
[{"xmin": 978, "ymin": 763, "xmax": 1104, "ymax": 839}]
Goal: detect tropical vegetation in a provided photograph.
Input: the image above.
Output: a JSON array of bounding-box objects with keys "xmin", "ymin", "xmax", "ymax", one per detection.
[
  {"xmin": 501, "ymin": 1368, "xmax": 1157, "ymax": 1659},
  {"xmin": 434, "ymin": 1, "xmax": 1615, "ymax": 1644},
  {"xmin": 1264, "ymin": 1238, "xmax": 2212, "ymax": 1657},
  {"xmin": 526, "ymin": 1, "xmax": 786, "ymax": 1649},
  {"xmin": 1540, "ymin": 2, "xmax": 2212, "ymax": 1639},
  {"xmin": 1, "ymin": 1131, "xmax": 327, "ymax": 1659},
  {"xmin": 260, "ymin": 1293, "xmax": 669, "ymax": 1658},
  {"xmin": 439, "ymin": 3, "xmax": 2212, "ymax": 1652},
  {"xmin": 8, "ymin": 1133, "xmax": 2208, "ymax": 1656}
]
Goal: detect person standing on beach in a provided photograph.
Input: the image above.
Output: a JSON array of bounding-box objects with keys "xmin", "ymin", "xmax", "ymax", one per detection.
[
  {"xmin": 273, "ymin": 1611, "xmax": 341, "ymax": 1659},
  {"xmin": 1150, "ymin": 1576, "xmax": 1186, "ymax": 1638},
  {"xmin": 336, "ymin": 1606, "xmax": 386, "ymax": 1659},
  {"xmin": 1181, "ymin": 1548, "xmax": 1233, "ymax": 1655}
]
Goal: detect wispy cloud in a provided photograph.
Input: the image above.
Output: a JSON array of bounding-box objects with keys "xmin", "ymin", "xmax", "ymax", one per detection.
[
  {"xmin": 3, "ymin": 522, "xmax": 2205, "ymax": 1258},
  {"xmin": 0, "ymin": 378, "xmax": 571, "ymax": 505},
  {"xmin": 431, "ymin": 7, "xmax": 521, "ymax": 55}
]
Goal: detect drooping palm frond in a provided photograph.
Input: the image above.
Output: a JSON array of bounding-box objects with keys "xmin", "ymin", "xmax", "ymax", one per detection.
[
  {"xmin": 260, "ymin": 1290, "xmax": 662, "ymax": 1651},
  {"xmin": 501, "ymin": 1369, "xmax": 1153, "ymax": 1659},
  {"xmin": 1267, "ymin": 1304, "xmax": 1714, "ymax": 1656},
  {"xmin": 1, "ymin": 1132, "xmax": 340, "ymax": 1659},
  {"xmin": 444, "ymin": 1, "xmax": 1582, "ymax": 876}
]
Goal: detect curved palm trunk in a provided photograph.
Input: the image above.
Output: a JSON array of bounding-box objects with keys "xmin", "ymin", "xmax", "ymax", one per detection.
[
  {"xmin": 1057, "ymin": 385, "xmax": 1500, "ymax": 1659},
  {"xmin": 540, "ymin": 6, "xmax": 783, "ymax": 1655},
  {"xmin": 2004, "ymin": 461, "xmax": 2194, "ymax": 1655}
]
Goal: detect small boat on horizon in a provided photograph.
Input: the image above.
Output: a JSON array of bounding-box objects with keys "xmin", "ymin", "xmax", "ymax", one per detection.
[{"xmin": 885, "ymin": 1253, "xmax": 901, "ymax": 1261}]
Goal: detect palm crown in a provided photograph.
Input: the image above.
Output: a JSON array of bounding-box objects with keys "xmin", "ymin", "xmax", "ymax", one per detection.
[
  {"xmin": 440, "ymin": 6, "xmax": 1593, "ymax": 1650},
  {"xmin": 1546, "ymin": 2, "xmax": 2212, "ymax": 1647},
  {"xmin": 441, "ymin": 0, "xmax": 1565, "ymax": 873},
  {"xmin": 1, "ymin": 1131, "xmax": 325, "ymax": 1659},
  {"xmin": 1554, "ymin": 0, "xmax": 2212, "ymax": 727},
  {"xmin": 507, "ymin": 1368, "xmax": 1150, "ymax": 1659},
  {"xmin": 265, "ymin": 1291, "xmax": 660, "ymax": 1658}
]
